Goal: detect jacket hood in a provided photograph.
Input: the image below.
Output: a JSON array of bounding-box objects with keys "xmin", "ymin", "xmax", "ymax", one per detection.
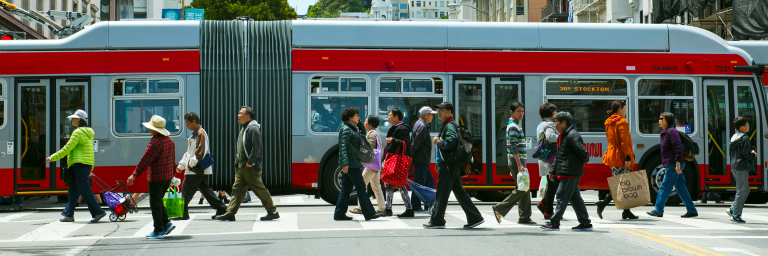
[
  {"xmin": 604, "ymin": 114, "xmax": 626, "ymax": 126},
  {"xmin": 731, "ymin": 133, "xmax": 747, "ymax": 143},
  {"xmin": 77, "ymin": 127, "xmax": 95, "ymax": 139},
  {"xmin": 247, "ymin": 120, "xmax": 260, "ymax": 129}
]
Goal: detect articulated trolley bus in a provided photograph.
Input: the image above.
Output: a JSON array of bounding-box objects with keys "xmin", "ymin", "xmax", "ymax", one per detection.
[{"xmin": 1, "ymin": 20, "xmax": 767, "ymax": 205}]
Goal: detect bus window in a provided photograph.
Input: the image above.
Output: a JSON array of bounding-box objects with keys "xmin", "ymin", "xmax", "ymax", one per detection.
[
  {"xmin": 637, "ymin": 79, "xmax": 696, "ymax": 135},
  {"xmin": 544, "ymin": 78, "xmax": 628, "ymax": 133},
  {"xmin": 309, "ymin": 75, "xmax": 369, "ymax": 133},
  {"xmin": 377, "ymin": 77, "xmax": 444, "ymax": 134},
  {"xmin": 736, "ymin": 85, "xmax": 758, "ymax": 175},
  {"xmin": 112, "ymin": 78, "xmax": 183, "ymax": 136}
]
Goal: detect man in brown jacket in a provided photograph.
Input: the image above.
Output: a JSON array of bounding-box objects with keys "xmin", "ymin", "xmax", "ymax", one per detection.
[{"xmin": 176, "ymin": 112, "xmax": 227, "ymax": 220}]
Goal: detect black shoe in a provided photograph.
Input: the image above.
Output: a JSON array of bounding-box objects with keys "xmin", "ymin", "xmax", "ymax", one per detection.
[
  {"xmin": 382, "ymin": 209, "xmax": 393, "ymax": 217},
  {"xmin": 260, "ymin": 212, "xmax": 280, "ymax": 221},
  {"xmin": 171, "ymin": 217, "xmax": 188, "ymax": 221},
  {"xmin": 198, "ymin": 198, "xmax": 204, "ymax": 205},
  {"xmin": 572, "ymin": 223, "xmax": 593, "ymax": 231},
  {"xmin": 423, "ymin": 222, "xmax": 446, "ymax": 229},
  {"xmin": 622, "ymin": 210, "xmax": 639, "ymax": 220},
  {"xmin": 595, "ymin": 200, "xmax": 606, "ymax": 219},
  {"xmin": 365, "ymin": 212, "xmax": 384, "ymax": 221},
  {"xmin": 540, "ymin": 222, "xmax": 560, "ymax": 231},
  {"xmin": 212, "ymin": 207, "xmax": 227, "ymax": 219},
  {"xmin": 334, "ymin": 215, "xmax": 353, "ymax": 221},
  {"xmin": 215, "ymin": 214, "xmax": 236, "ymax": 221},
  {"xmin": 464, "ymin": 218, "xmax": 485, "ymax": 229},
  {"xmin": 646, "ymin": 210, "xmax": 663, "ymax": 218},
  {"xmin": 397, "ymin": 209, "xmax": 414, "ymax": 217},
  {"xmin": 90, "ymin": 213, "xmax": 107, "ymax": 223},
  {"xmin": 681, "ymin": 212, "xmax": 698, "ymax": 218}
]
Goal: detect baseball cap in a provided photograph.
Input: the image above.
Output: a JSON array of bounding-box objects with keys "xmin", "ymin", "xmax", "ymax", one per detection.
[
  {"xmin": 418, "ymin": 106, "xmax": 437, "ymax": 115},
  {"xmin": 66, "ymin": 109, "xmax": 88, "ymax": 120},
  {"xmin": 435, "ymin": 102, "xmax": 454, "ymax": 112}
]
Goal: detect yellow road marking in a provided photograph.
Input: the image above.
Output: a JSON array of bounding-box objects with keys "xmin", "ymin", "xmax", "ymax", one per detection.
[
  {"xmin": 631, "ymin": 229, "xmax": 725, "ymax": 256},
  {"xmin": 616, "ymin": 229, "xmax": 718, "ymax": 256}
]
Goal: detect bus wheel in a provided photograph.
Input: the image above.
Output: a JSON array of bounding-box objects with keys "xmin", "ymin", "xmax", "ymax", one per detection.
[
  {"xmin": 319, "ymin": 154, "xmax": 358, "ymax": 205},
  {"xmin": 644, "ymin": 154, "xmax": 695, "ymax": 206},
  {"xmin": 475, "ymin": 190, "xmax": 511, "ymax": 202}
]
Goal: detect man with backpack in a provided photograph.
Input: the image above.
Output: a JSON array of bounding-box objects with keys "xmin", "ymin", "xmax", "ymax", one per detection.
[
  {"xmin": 424, "ymin": 102, "xmax": 483, "ymax": 229},
  {"xmin": 491, "ymin": 102, "xmax": 535, "ymax": 225}
]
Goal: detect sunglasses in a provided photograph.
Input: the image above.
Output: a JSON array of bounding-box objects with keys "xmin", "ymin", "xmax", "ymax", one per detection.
[{"xmin": 658, "ymin": 118, "xmax": 664, "ymax": 121}]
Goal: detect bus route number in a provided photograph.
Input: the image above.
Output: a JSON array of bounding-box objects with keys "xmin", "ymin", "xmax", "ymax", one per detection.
[
  {"xmin": 653, "ymin": 66, "xmax": 677, "ymax": 71},
  {"xmin": 715, "ymin": 66, "xmax": 731, "ymax": 72}
]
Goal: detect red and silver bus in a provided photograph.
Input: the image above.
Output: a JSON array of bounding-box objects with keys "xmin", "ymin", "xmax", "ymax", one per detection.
[{"xmin": 1, "ymin": 20, "xmax": 766, "ymax": 205}]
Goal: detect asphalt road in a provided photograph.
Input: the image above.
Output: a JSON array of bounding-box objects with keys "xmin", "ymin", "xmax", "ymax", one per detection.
[{"xmin": 0, "ymin": 192, "xmax": 766, "ymax": 256}]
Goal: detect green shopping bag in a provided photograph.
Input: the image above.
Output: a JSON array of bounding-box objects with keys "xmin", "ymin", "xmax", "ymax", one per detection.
[{"xmin": 163, "ymin": 186, "xmax": 184, "ymax": 218}]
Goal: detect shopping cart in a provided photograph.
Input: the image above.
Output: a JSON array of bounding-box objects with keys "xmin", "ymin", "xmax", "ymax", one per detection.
[{"xmin": 92, "ymin": 174, "xmax": 138, "ymax": 222}]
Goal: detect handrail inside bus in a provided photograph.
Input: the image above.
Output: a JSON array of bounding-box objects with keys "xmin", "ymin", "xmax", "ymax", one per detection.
[
  {"xmin": 21, "ymin": 117, "xmax": 28, "ymax": 160},
  {"xmin": 707, "ymin": 131, "xmax": 726, "ymax": 158}
]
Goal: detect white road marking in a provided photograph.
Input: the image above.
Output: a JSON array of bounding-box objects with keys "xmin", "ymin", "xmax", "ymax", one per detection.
[
  {"xmin": 13, "ymin": 221, "xmax": 87, "ymax": 241},
  {"xmin": 353, "ymin": 215, "xmax": 410, "ymax": 229},
  {"xmin": 664, "ymin": 235, "xmax": 768, "ymax": 239},
  {"xmin": 279, "ymin": 196, "xmax": 305, "ymax": 204},
  {"xmin": 253, "ymin": 213, "xmax": 299, "ymax": 232},
  {"xmin": 168, "ymin": 215, "xmax": 196, "ymax": 236},
  {"xmin": 132, "ymin": 221, "xmax": 156, "ymax": 238},
  {"xmin": 0, "ymin": 213, "xmax": 32, "ymax": 222},
  {"xmin": 661, "ymin": 216, "xmax": 751, "ymax": 230},
  {"xmin": 64, "ymin": 246, "xmax": 88, "ymax": 256},
  {"xmin": 711, "ymin": 247, "xmax": 762, "ymax": 256}
]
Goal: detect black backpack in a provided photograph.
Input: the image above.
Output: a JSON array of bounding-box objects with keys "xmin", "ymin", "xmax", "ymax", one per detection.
[
  {"xmin": 441, "ymin": 121, "xmax": 472, "ymax": 167},
  {"xmin": 675, "ymin": 129, "xmax": 699, "ymax": 162}
]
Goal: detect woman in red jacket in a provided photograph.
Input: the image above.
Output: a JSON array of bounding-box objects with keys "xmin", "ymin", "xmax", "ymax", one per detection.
[{"xmin": 596, "ymin": 100, "xmax": 638, "ymax": 220}]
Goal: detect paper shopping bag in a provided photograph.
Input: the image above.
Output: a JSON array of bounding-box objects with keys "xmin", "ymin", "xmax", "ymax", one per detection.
[{"xmin": 607, "ymin": 169, "xmax": 651, "ymax": 210}]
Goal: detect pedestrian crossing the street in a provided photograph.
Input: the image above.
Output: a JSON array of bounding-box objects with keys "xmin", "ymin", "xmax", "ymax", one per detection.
[{"xmin": 1, "ymin": 208, "xmax": 766, "ymax": 243}]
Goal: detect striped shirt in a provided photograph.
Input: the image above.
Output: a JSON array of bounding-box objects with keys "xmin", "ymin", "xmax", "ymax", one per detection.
[{"xmin": 507, "ymin": 118, "xmax": 526, "ymax": 165}]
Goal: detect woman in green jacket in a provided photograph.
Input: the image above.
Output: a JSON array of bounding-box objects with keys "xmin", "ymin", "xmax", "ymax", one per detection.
[
  {"xmin": 46, "ymin": 109, "xmax": 106, "ymax": 223},
  {"xmin": 333, "ymin": 107, "xmax": 383, "ymax": 221}
]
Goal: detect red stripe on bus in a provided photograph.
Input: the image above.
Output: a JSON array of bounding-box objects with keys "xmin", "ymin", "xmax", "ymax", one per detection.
[
  {"xmin": 0, "ymin": 168, "xmax": 13, "ymax": 196},
  {"xmin": 0, "ymin": 50, "xmax": 200, "ymax": 75},
  {"xmin": 292, "ymin": 49, "xmax": 752, "ymax": 75}
]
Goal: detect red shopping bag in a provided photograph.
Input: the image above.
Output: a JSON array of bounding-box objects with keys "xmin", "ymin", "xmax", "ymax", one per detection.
[{"xmin": 381, "ymin": 141, "xmax": 411, "ymax": 187}]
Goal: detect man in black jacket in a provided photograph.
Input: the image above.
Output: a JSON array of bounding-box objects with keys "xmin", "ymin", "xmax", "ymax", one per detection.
[
  {"xmin": 410, "ymin": 106, "xmax": 437, "ymax": 212},
  {"xmin": 216, "ymin": 107, "xmax": 279, "ymax": 221},
  {"xmin": 383, "ymin": 107, "xmax": 413, "ymax": 217},
  {"xmin": 541, "ymin": 112, "xmax": 592, "ymax": 231}
]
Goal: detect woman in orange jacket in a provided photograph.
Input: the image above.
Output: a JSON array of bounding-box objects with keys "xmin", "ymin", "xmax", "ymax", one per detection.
[{"xmin": 596, "ymin": 100, "xmax": 639, "ymax": 220}]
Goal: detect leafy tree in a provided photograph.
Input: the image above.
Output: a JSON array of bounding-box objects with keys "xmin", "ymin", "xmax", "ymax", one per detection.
[
  {"xmin": 306, "ymin": 0, "xmax": 366, "ymax": 18},
  {"xmin": 440, "ymin": 15, "xmax": 448, "ymax": 19},
  {"xmin": 190, "ymin": 0, "xmax": 297, "ymax": 20}
]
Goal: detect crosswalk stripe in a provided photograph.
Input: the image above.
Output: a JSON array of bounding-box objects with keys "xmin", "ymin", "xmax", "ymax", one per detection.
[
  {"xmin": 0, "ymin": 213, "xmax": 32, "ymax": 222},
  {"xmin": 14, "ymin": 221, "xmax": 87, "ymax": 241},
  {"xmin": 168, "ymin": 215, "xmax": 196, "ymax": 236},
  {"xmin": 353, "ymin": 215, "xmax": 410, "ymax": 229},
  {"xmin": 279, "ymin": 197, "xmax": 306, "ymax": 204},
  {"xmin": 132, "ymin": 221, "xmax": 156, "ymax": 237},
  {"xmin": 662, "ymin": 216, "xmax": 750, "ymax": 230},
  {"xmin": 253, "ymin": 213, "xmax": 299, "ymax": 232}
]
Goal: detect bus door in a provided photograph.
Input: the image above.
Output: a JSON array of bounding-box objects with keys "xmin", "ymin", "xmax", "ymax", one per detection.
[
  {"xmin": 455, "ymin": 77, "xmax": 521, "ymax": 190},
  {"xmin": 703, "ymin": 79, "xmax": 763, "ymax": 191},
  {"xmin": 16, "ymin": 78, "xmax": 88, "ymax": 195}
]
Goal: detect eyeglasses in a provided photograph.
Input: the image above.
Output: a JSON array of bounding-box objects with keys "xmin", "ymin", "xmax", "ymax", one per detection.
[{"xmin": 658, "ymin": 118, "xmax": 664, "ymax": 121}]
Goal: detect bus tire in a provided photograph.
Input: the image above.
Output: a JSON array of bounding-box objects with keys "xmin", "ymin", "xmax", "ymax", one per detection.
[
  {"xmin": 319, "ymin": 154, "xmax": 358, "ymax": 205},
  {"xmin": 644, "ymin": 154, "xmax": 696, "ymax": 206}
]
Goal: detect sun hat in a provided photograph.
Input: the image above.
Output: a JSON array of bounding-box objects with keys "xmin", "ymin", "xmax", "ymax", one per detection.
[
  {"xmin": 66, "ymin": 109, "xmax": 88, "ymax": 120},
  {"xmin": 142, "ymin": 115, "xmax": 171, "ymax": 136}
]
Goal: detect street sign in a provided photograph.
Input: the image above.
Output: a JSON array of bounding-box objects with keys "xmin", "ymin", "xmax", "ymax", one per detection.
[
  {"xmin": 185, "ymin": 9, "xmax": 204, "ymax": 20},
  {"xmin": 162, "ymin": 9, "xmax": 182, "ymax": 20}
]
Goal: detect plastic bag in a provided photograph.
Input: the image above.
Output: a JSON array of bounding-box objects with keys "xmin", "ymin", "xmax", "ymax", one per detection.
[
  {"xmin": 539, "ymin": 176, "xmax": 548, "ymax": 196},
  {"xmin": 517, "ymin": 168, "xmax": 530, "ymax": 191},
  {"xmin": 163, "ymin": 186, "xmax": 184, "ymax": 218}
]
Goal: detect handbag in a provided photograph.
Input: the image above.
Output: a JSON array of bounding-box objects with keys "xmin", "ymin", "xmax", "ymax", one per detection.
[
  {"xmin": 191, "ymin": 129, "xmax": 215, "ymax": 174},
  {"xmin": 381, "ymin": 141, "xmax": 411, "ymax": 186},
  {"xmin": 531, "ymin": 123, "xmax": 557, "ymax": 163},
  {"xmin": 345, "ymin": 124, "xmax": 375, "ymax": 164},
  {"xmin": 162, "ymin": 186, "xmax": 184, "ymax": 218},
  {"xmin": 361, "ymin": 131, "xmax": 383, "ymax": 171}
]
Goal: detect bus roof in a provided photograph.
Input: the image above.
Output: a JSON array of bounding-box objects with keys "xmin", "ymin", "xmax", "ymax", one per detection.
[{"xmin": 730, "ymin": 41, "xmax": 768, "ymax": 64}]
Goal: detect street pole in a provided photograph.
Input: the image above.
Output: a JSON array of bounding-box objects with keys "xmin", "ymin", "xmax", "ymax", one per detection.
[{"xmin": 182, "ymin": 0, "xmax": 185, "ymax": 20}]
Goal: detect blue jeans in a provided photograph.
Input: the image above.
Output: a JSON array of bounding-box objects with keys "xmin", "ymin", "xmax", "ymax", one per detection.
[
  {"xmin": 62, "ymin": 164, "xmax": 106, "ymax": 218},
  {"xmin": 334, "ymin": 167, "xmax": 377, "ymax": 219},
  {"xmin": 653, "ymin": 163, "xmax": 697, "ymax": 214},
  {"xmin": 410, "ymin": 162, "xmax": 435, "ymax": 210}
]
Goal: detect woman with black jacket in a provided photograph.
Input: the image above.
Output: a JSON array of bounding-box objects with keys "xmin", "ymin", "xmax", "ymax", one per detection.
[{"xmin": 383, "ymin": 108, "xmax": 414, "ymax": 217}]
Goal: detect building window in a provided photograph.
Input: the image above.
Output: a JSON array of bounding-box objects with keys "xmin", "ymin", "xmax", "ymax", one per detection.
[
  {"xmin": 392, "ymin": 3, "xmax": 397, "ymax": 7},
  {"xmin": 411, "ymin": 1, "xmax": 414, "ymax": 6},
  {"xmin": 400, "ymin": 3, "xmax": 407, "ymax": 9},
  {"xmin": 416, "ymin": 1, "xmax": 421, "ymax": 7},
  {"xmin": 429, "ymin": 1, "xmax": 431, "ymax": 4},
  {"xmin": 309, "ymin": 75, "xmax": 369, "ymax": 133},
  {"xmin": 440, "ymin": 11, "xmax": 444, "ymax": 17},
  {"xmin": 636, "ymin": 79, "xmax": 696, "ymax": 135},
  {"xmin": 544, "ymin": 77, "xmax": 629, "ymax": 133},
  {"xmin": 378, "ymin": 76, "xmax": 445, "ymax": 134},
  {"xmin": 401, "ymin": 12, "xmax": 408, "ymax": 18},
  {"xmin": 112, "ymin": 78, "xmax": 183, "ymax": 136},
  {"xmin": 440, "ymin": 1, "xmax": 445, "ymax": 6},
  {"xmin": 516, "ymin": 0, "xmax": 524, "ymax": 15},
  {"xmin": 417, "ymin": 11, "xmax": 421, "ymax": 17}
]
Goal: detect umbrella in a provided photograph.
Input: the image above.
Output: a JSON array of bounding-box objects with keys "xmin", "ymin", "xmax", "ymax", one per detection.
[{"xmin": 407, "ymin": 179, "xmax": 436, "ymax": 213}]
